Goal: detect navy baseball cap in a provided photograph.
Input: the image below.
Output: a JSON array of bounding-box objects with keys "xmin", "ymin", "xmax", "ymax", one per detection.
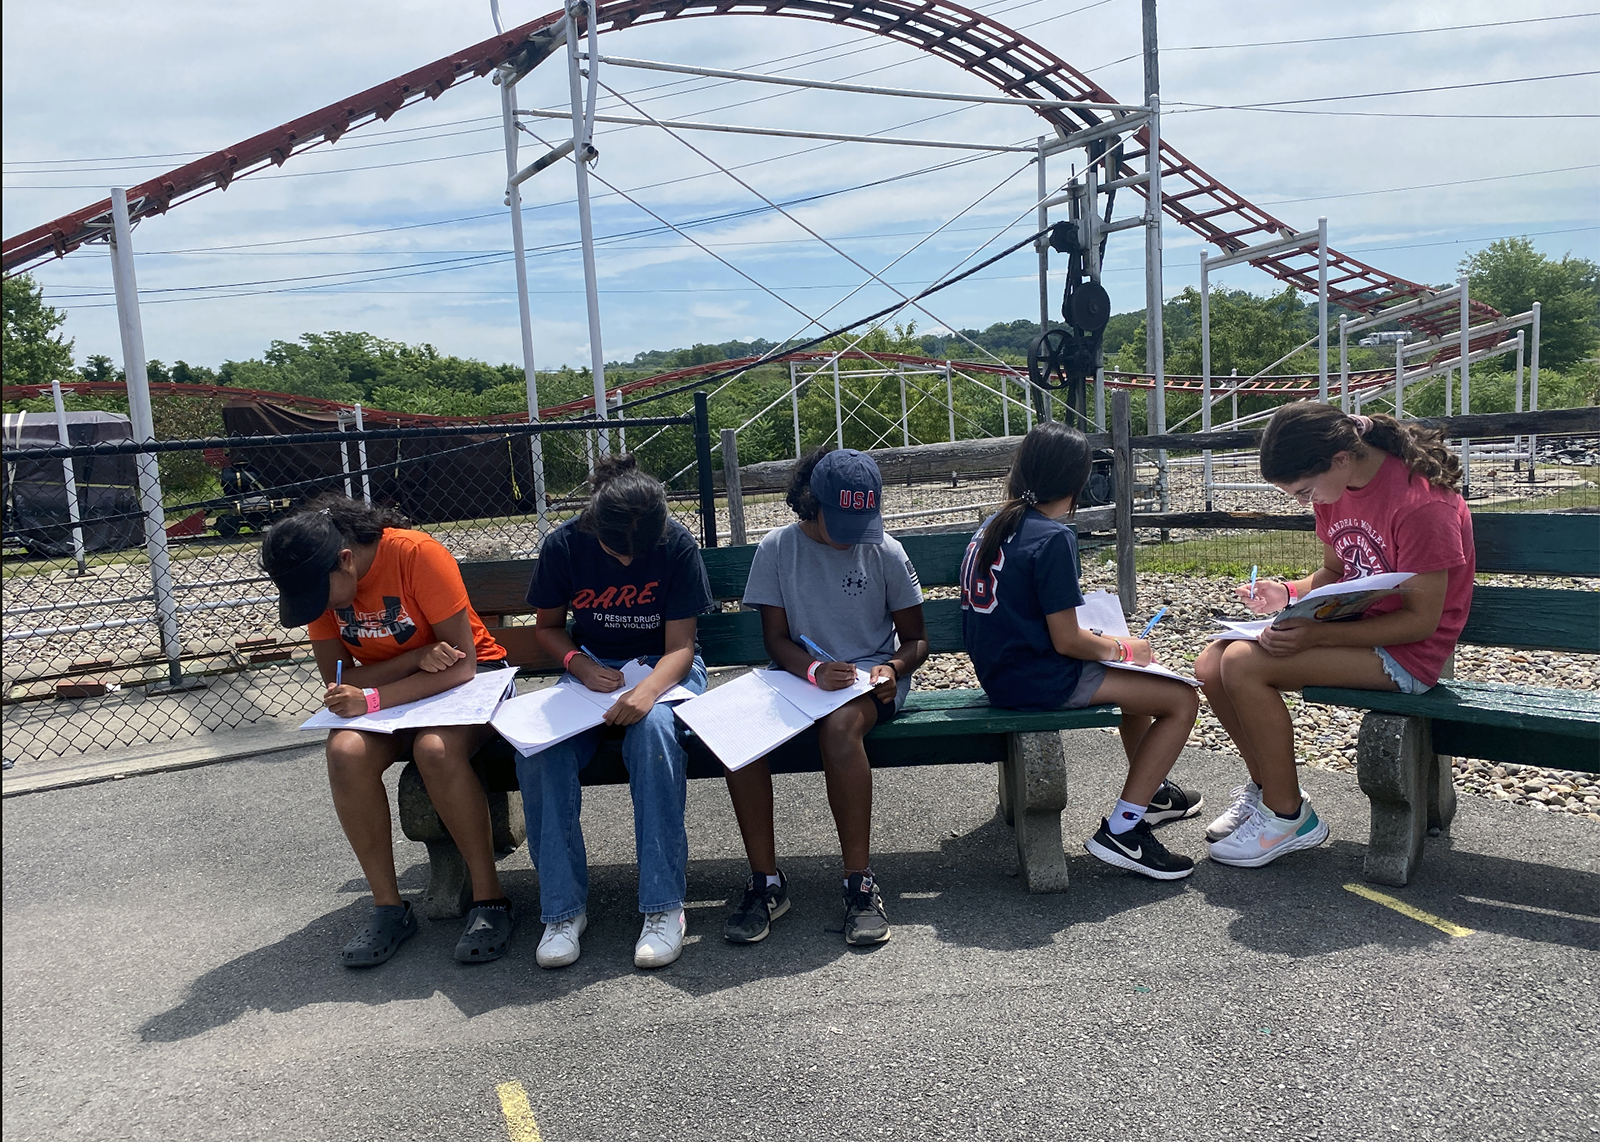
[
  {"xmin": 260, "ymin": 513, "xmax": 345, "ymax": 627},
  {"xmin": 811, "ymin": 449, "xmax": 884, "ymax": 545}
]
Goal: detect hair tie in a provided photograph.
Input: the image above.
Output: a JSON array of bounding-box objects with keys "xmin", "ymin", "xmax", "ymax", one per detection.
[
  {"xmin": 1021, "ymin": 489, "xmax": 1038, "ymax": 506},
  {"xmin": 1350, "ymin": 414, "xmax": 1373, "ymax": 436}
]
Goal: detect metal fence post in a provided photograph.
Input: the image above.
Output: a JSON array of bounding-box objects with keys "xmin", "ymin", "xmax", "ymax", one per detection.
[
  {"xmin": 721, "ymin": 428, "xmax": 746, "ymax": 546},
  {"xmin": 49, "ymin": 379, "xmax": 88, "ymax": 575},
  {"xmin": 109, "ymin": 187, "xmax": 187, "ymax": 689},
  {"xmin": 694, "ymin": 391, "xmax": 718, "ymax": 548},
  {"xmin": 1113, "ymin": 389, "xmax": 1136, "ymax": 615}
]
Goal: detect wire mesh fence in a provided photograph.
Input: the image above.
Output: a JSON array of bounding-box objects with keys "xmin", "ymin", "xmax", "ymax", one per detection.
[{"xmin": 1, "ymin": 413, "xmax": 706, "ymax": 765}]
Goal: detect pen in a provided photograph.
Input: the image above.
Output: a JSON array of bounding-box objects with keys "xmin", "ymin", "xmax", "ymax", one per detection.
[
  {"xmin": 336, "ymin": 660, "xmax": 342, "ymax": 687},
  {"xmin": 796, "ymin": 634, "xmax": 835, "ymax": 662},
  {"xmin": 1249, "ymin": 565, "xmax": 1258, "ymax": 601},
  {"xmin": 1138, "ymin": 606, "xmax": 1168, "ymax": 639},
  {"xmin": 578, "ymin": 645, "xmax": 605, "ymax": 666}
]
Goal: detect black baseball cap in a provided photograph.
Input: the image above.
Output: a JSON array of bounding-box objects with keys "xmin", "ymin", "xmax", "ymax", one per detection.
[
  {"xmin": 810, "ymin": 449, "xmax": 884, "ymax": 545},
  {"xmin": 260, "ymin": 513, "xmax": 346, "ymax": 627}
]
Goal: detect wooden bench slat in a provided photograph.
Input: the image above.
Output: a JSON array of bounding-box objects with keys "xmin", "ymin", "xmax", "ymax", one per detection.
[
  {"xmin": 1462, "ymin": 586, "xmax": 1600, "ymax": 653},
  {"xmin": 1305, "ymin": 679, "xmax": 1600, "ymax": 733},
  {"xmin": 1471, "ymin": 511, "xmax": 1600, "ymax": 577}
]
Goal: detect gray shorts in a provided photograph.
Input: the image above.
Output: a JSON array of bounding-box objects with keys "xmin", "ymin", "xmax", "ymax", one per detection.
[
  {"xmin": 1375, "ymin": 647, "xmax": 1429, "ymax": 695},
  {"xmin": 1063, "ymin": 661, "xmax": 1110, "ymax": 708}
]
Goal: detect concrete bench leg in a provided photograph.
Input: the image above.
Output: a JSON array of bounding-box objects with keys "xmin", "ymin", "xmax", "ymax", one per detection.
[
  {"xmin": 396, "ymin": 761, "xmax": 527, "ymax": 920},
  {"xmin": 1355, "ymin": 713, "xmax": 1436, "ymax": 887},
  {"xmin": 999, "ymin": 730, "xmax": 1069, "ymax": 893}
]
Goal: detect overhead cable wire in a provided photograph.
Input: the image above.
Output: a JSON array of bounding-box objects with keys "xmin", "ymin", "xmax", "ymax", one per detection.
[
  {"xmin": 1167, "ymin": 12, "xmax": 1600, "ymax": 50},
  {"xmin": 1170, "ymin": 69, "xmax": 1599, "ymax": 112}
]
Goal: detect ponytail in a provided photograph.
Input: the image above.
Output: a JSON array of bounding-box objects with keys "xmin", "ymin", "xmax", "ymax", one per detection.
[
  {"xmin": 1260, "ymin": 402, "xmax": 1461, "ymax": 493},
  {"xmin": 300, "ymin": 493, "xmax": 410, "ymax": 544},
  {"xmin": 974, "ymin": 421, "xmax": 1091, "ymax": 572}
]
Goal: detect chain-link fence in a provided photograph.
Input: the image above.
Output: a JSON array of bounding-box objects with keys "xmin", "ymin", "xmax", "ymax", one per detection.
[{"xmin": 1, "ymin": 412, "xmax": 708, "ymax": 765}]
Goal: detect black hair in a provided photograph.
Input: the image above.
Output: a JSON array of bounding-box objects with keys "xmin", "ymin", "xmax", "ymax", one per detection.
[
  {"xmin": 785, "ymin": 445, "xmax": 835, "ymax": 522},
  {"xmin": 260, "ymin": 493, "xmax": 409, "ymax": 577},
  {"xmin": 578, "ymin": 453, "xmax": 668, "ymax": 557},
  {"xmin": 974, "ymin": 421, "xmax": 1092, "ymax": 573},
  {"xmin": 1259, "ymin": 401, "xmax": 1462, "ymax": 492}
]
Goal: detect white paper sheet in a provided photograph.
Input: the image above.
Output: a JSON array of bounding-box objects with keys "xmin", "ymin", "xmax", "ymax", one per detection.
[
  {"xmin": 1278, "ymin": 572, "xmax": 1414, "ymax": 623},
  {"xmin": 756, "ymin": 667, "xmax": 873, "ymax": 721},
  {"xmin": 1209, "ymin": 619, "xmax": 1271, "ymax": 641},
  {"xmin": 1075, "ymin": 590, "xmax": 1201, "ymax": 686},
  {"xmin": 566, "ymin": 659, "xmax": 697, "ymax": 712},
  {"xmin": 673, "ymin": 672, "xmax": 817, "ymax": 772},
  {"xmin": 299, "ymin": 668, "xmax": 515, "ymax": 733},
  {"xmin": 490, "ymin": 684, "xmax": 606, "ymax": 755}
]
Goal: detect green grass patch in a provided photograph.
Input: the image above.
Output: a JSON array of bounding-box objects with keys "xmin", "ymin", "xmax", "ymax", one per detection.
[{"xmin": 1128, "ymin": 529, "xmax": 1323, "ymax": 579}]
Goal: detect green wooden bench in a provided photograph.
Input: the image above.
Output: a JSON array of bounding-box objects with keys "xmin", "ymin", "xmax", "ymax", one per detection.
[
  {"xmin": 396, "ymin": 530, "xmax": 1121, "ymax": 917},
  {"xmin": 1303, "ymin": 511, "xmax": 1600, "ymax": 886}
]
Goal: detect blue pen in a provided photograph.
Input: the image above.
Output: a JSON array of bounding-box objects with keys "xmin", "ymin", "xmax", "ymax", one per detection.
[
  {"xmin": 796, "ymin": 634, "xmax": 834, "ymax": 662},
  {"xmin": 1138, "ymin": 606, "xmax": 1167, "ymax": 639},
  {"xmin": 335, "ymin": 660, "xmax": 342, "ymax": 687},
  {"xmin": 578, "ymin": 645, "xmax": 605, "ymax": 666},
  {"xmin": 1249, "ymin": 565, "xmax": 1258, "ymax": 601}
]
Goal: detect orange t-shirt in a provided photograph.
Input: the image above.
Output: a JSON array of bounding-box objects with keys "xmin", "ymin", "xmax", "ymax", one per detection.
[{"xmin": 307, "ymin": 528, "xmax": 505, "ymax": 666}]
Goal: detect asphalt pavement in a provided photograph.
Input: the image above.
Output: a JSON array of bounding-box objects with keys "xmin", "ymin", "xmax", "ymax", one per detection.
[{"xmin": 3, "ymin": 731, "xmax": 1597, "ymax": 1142}]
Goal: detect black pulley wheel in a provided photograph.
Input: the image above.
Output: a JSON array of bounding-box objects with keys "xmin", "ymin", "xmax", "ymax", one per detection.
[
  {"xmin": 1069, "ymin": 281, "xmax": 1112, "ymax": 333},
  {"xmin": 1028, "ymin": 328, "xmax": 1073, "ymax": 391}
]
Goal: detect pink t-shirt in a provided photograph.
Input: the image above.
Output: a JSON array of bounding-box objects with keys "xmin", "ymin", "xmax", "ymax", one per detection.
[{"xmin": 1313, "ymin": 453, "xmax": 1474, "ymax": 687}]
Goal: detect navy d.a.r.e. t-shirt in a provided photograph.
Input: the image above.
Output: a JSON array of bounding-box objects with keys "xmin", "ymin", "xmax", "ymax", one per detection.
[
  {"xmin": 959, "ymin": 509, "xmax": 1085, "ymax": 711},
  {"xmin": 528, "ymin": 518, "xmax": 713, "ymax": 660}
]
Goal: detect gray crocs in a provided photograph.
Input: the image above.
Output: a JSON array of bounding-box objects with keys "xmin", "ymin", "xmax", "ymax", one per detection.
[
  {"xmin": 341, "ymin": 902, "xmax": 417, "ymax": 968},
  {"xmin": 455, "ymin": 902, "xmax": 515, "ymax": 963}
]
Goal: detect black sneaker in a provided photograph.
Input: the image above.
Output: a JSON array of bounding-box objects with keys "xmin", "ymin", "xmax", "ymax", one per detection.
[
  {"xmin": 1084, "ymin": 818, "xmax": 1195, "ymax": 880},
  {"xmin": 1144, "ymin": 779, "xmax": 1204, "ymax": 826},
  {"xmin": 842, "ymin": 872, "xmax": 891, "ymax": 946},
  {"xmin": 725, "ymin": 871, "xmax": 791, "ymax": 944}
]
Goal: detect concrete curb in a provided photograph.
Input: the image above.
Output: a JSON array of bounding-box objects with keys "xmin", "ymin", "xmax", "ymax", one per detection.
[{"xmin": 2, "ymin": 725, "xmax": 314, "ymax": 798}]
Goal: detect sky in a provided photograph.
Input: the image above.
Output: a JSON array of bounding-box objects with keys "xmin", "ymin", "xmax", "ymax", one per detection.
[{"xmin": 3, "ymin": 0, "xmax": 1597, "ymax": 374}]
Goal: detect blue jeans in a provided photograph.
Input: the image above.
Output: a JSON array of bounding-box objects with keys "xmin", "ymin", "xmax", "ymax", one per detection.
[{"xmin": 514, "ymin": 655, "xmax": 707, "ymax": 923}]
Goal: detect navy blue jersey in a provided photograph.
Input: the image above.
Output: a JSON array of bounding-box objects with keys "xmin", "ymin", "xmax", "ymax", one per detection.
[
  {"xmin": 959, "ymin": 510, "xmax": 1086, "ymax": 711},
  {"xmin": 529, "ymin": 518, "xmax": 713, "ymax": 660}
]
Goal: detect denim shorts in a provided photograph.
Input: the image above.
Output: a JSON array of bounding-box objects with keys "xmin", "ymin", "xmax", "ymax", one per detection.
[{"xmin": 1375, "ymin": 647, "xmax": 1429, "ymax": 695}]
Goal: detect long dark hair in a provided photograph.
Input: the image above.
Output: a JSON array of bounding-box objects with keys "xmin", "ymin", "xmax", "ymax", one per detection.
[
  {"xmin": 1260, "ymin": 401, "xmax": 1462, "ymax": 492},
  {"xmin": 578, "ymin": 453, "xmax": 668, "ymax": 557},
  {"xmin": 260, "ymin": 493, "xmax": 409, "ymax": 573},
  {"xmin": 974, "ymin": 421, "xmax": 1091, "ymax": 572},
  {"xmin": 785, "ymin": 445, "xmax": 833, "ymax": 522}
]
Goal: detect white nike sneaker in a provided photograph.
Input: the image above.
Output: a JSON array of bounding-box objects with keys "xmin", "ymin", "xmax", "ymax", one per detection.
[
  {"xmin": 536, "ymin": 913, "xmax": 587, "ymax": 969},
  {"xmin": 634, "ymin": 908, "xmax": 686, "ymax": 968},
  {"xmin": 1205, "ymin": 781, "xmax": 1263, "ymax": 842},
  {"xmin": 1207, "ymin": 799, "xmax": 1329, "ymax": 868}
]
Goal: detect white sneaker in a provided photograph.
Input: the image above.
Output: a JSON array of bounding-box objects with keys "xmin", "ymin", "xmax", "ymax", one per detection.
[
  {"xmin": 1205, "ymin": 781, "xmax": 1262, "ymax": 842},
  {"xmin": 634, "ymin": 908, "xmax": 686, "ymax": 968},
  {"xmin": 1207, "ymin": 798, "xmax": 1329, "ymax": 868},
  {"xmin": 536, "ymin": 913, "xmax": 587, "ymax": 969}
]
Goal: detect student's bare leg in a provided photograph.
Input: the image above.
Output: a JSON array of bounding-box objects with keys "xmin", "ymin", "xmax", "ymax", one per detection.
[
  {"xmin": 1118, "ymin": 714, "xmax": 1153, "ymax": 764},
  {"xmin": 1085, "ymin": 672, "xmax": 1200, "ymax": 806},
  {"xmin": 410, "ymin": 724, "xmax": 505, "ymax": 901},
  {"xmin": 724, "ymin": 758, "xmax": 779, "ymax": 874},
  {"xmin": 1195, "ymin": 640, "xmax": 1262, "ymax": 786},
  {"xmin": 818, "ymin": 696, "xmax": 877, "ymax": 870},
  {"xmin": 1217, "ymin": 641, "xmax": 1396, "ymax": 815},
  {"xmin": 326, "ymin": 729, "xmax": 405, "ymax": 907}
]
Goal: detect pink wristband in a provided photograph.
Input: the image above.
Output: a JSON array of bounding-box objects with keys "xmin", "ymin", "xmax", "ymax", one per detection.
[
  {"xmin": 806, "ymin": 661, "xmax": 822, "ymax": 686},
  {"xmin": 562, "ymin": 648, "xmax": 581, "ymax": 671},
  {"xmin": 363, "ymin": 688, "xmax": 380, "ymax": 714},
  {"xmin": 1285, "ymin": 582, "xmax": 1299, "ymax": 604}
]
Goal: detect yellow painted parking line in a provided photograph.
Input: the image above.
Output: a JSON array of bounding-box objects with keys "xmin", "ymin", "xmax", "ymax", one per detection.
[
  {"xmin": 1343, "ymin": 883, "xmax": 1474, "ymax": 937},
  {"xmin": 496, "ymin": 1081, "xmax": 543, "ymax": 1142}
]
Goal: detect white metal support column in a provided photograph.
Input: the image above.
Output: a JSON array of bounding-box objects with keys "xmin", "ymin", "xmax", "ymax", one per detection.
[
  {"xmin": 1145, "ymin": 93, "xmax": 1167, "ymax": 508},
  {"xmin": 1338, "ymin": 314, "xmax": 1349, "ymax": 411},
  {"xmin": 354, "ymin": 402, "xmax": 371, "ymax": 505},
  {"xmin": 109, "ymin": 187, "xmax": 185, "ymax": 688},
  {"xmin": 1394, "ymin": 339, "xmax": 1404, "ymax": 418},
  {"xmin": 1317, "ymin": 216, "xmax": 1329, "ymax": 402},
  {"xmin": 1529, "ymin": 302, "xmax": 1541, "ymax": 481},
  {"xmin": 1037, "ymin": 137, "xmax": 1050, "ymax": 337},
  {"xmin": 566, "ymin": 0, "xmax": 609, "ymax": 455},
  {"xmin": 1514, "ymin": 329, "xmax": 1526, "ymax": 472},
  {"xmin": 1001, "ymin": 370, "xmax": 1011, "ymax": 437},
  {"xmin": 790, "ymin": 361, "xmax": 802, "ymax": 458},
  {"xmin": 833, "ymin": 359, "xmax": 844, "ymax": 449},
  {"xmin": 945, "ymin": 362, "xmax": 956, "ymax": 443},
  {"xmin": 898, "ymin": 364, "xmax": 911, "ymax": 445},
  {"xmin": 500, "ymin": 62, "xmax": 549, "ymax": 523},
  {"xmin": 49, "ymin": 379, "xmax": 87, "ymax": 575},
  {"xmin": 1199, "ymin": 248, "xmax": 1213, "ymax": 510},
  {"xmin": 1459, "ymin": 274, "xmax": 1472, "ymax": 495}
]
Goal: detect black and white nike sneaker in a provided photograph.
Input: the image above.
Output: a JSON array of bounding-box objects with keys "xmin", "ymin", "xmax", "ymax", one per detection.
[
  {"xmin": 1084, "ymin": 818, "xmax": 1195, "ymax": 880},
  {"xmin": 1144, "ymin": 779, "xmax": 1205, "ymax": 827}
]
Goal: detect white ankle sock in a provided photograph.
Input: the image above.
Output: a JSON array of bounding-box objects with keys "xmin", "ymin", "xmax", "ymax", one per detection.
[
  {"xmin": 1107, "ymin": 799, "xmax": 1147, "ymax": 834},
  {"xmin": 765, "ymin": 873, "xmax": 782, "ymax": 889}
]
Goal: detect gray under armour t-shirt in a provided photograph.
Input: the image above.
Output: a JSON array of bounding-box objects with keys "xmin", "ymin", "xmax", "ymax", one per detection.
[{"xmin": 742, "ymin": 522, "xmax": 924, "ymax": 707}]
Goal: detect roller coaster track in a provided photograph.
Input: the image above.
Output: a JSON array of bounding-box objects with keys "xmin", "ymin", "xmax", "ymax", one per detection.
[{"xmin": 2, "ymin": 0, "xmax": 1498, "ymax": 352}]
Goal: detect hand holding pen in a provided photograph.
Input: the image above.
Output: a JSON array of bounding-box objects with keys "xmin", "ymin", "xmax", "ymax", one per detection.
[
  {"xmin": 796, "ymin": 634, "xmax": 856, "ymax": 691},
  {"xmin": 571, "ymin": 644, "xmax": 625, "ymax": 693}
]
